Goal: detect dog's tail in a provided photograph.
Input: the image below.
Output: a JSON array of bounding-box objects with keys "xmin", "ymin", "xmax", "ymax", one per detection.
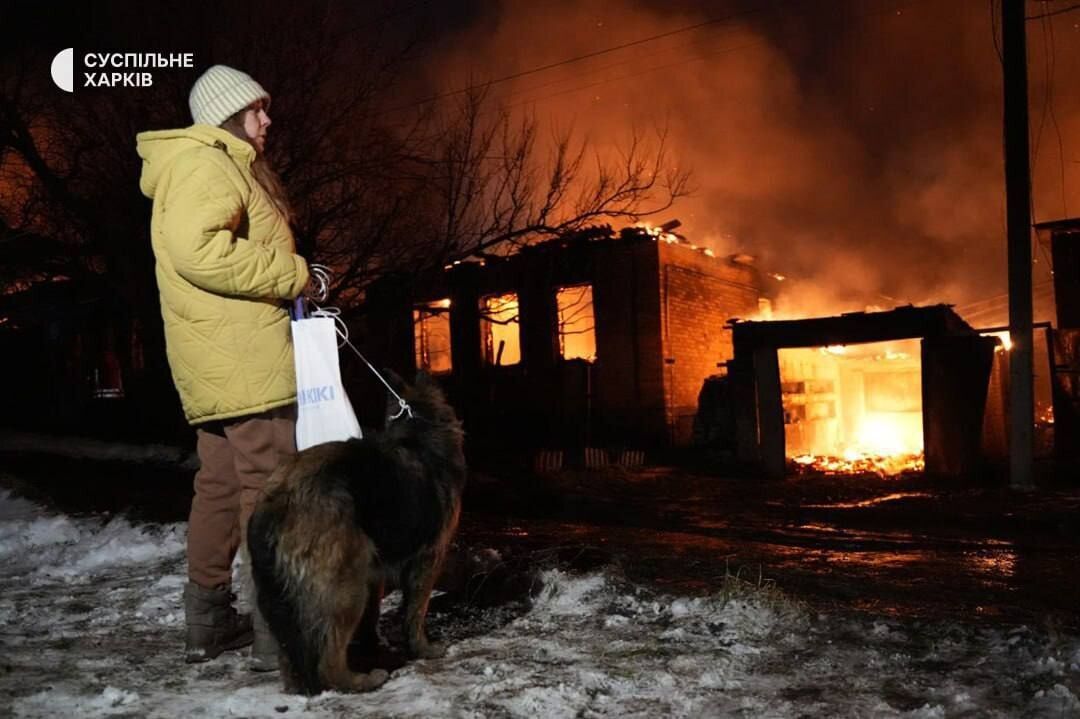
[{"xmin": 247, "ymin": 502, "xmax": 325, "ymax": 695}]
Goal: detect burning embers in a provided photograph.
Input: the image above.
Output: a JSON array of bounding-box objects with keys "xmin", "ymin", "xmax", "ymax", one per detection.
[
  {"xmin": 781, "ymin": 339, "xmax": 924, "ymax": 476},
  {"xmin": 790, "ymin": 452, "xmax": 925, "ymax": 477}
]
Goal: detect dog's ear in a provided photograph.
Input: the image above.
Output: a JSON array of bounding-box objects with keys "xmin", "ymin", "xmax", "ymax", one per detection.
[{"xmin": 415, "ymin": 370, "xmax": 432, "ymax": 387}]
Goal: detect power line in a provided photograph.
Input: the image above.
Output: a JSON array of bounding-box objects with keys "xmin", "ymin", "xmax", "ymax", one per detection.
[
  {"xmin": 953, "ymin": 280, "xmax": 1054, "ymax": 310},
  {"xmin": 378, "ymin": 1, "xmax": 798, "ymax": 115},
  {"xmin": 1027, "ymin": 2, "xmax": 1080, "ymax": 20},
  {"xmin": 1045, "ymin": 12, "xmax": 1069, "ymax": 218},
  {"xmin": 1030, "ymin": 6, "xmax": 1052, "ymax": 165},
  {"xmin": 497, "ymin": 24, "xmax": 750, "ymax": 105},
  {"xmin": 1029, "ymin": 4, "xmax": 1067, "ymax": 271},
  {"xmin": 501, "ymin": 38, "xmax": 767, "ymax": 112},
  {"xmin": 997, "ymin": 3, "xmax": 1069, "ymax": 286},
  {"xmin": 475, "ymin": 0, "xmax": 931, "ymax": 115},
  {"xmin": 990, "ymin": 0, "xmax": 1003, "ymax": 64},
  {"xmin": 1029, "ymin": 11, "xmax": 1059, "ymax": 273}
]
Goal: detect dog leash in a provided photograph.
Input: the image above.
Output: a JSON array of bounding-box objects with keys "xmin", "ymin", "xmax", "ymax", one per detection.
[
  {"xmin": 331, "ymin": 320, "xmax": 413, "ymax": 422},
  {"xmin": 295, "ymin": 295, "xmax": 413, "ymax": 421}
]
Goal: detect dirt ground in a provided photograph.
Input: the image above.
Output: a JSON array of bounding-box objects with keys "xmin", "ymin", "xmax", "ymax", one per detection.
[
  {"xmin": 4, "ymin": 449, "xmax": 1078, "ymax": 631},
  {"xmin": 466, "ymin": 463, "xmax": 1080, "ymax": 628}
]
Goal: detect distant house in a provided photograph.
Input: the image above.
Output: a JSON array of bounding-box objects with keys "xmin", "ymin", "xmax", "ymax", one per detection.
[{"xmin": 363, "ymin": 226, "xmax": 767, "ymax": 462}]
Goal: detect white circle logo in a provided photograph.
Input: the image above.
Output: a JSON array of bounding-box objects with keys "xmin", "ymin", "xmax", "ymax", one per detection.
[{"xmin": 51, "ymin": 48, "xmax": 74, "ymax": 93}]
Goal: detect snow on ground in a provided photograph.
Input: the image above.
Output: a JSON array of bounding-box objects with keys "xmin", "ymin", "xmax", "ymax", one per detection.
[{"xmin": 1, "ymin": 488, "xmax": 1079, "ymax": 718}]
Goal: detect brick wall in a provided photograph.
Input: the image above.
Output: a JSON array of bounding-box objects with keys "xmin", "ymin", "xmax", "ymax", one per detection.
[
  {"xmin": 368, "ymin": 237, "xmax": 764, "ymax": 450},
  {"xmin": 657, "ymin": 243, "xmax": 763, "ymax": 444},
  {"xmin": 592, "ymin": 241, "xmax": 665, "ymax": 444}
]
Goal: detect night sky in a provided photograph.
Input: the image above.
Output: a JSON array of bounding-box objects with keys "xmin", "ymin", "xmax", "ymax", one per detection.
[{"xmin": 4, "ymin": 0, "xmax": 1076, "ymax": 322}]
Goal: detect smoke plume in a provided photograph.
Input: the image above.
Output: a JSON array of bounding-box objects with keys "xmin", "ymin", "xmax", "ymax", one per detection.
[{"xmin": 420, "ymin": 0, "xmax": 1078, "ymax": 324}]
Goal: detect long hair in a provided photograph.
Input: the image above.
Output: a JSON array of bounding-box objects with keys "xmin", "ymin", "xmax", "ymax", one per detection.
[{"xmin": 220, "ymin": 110, "xmax": 295, "ymax": 225}]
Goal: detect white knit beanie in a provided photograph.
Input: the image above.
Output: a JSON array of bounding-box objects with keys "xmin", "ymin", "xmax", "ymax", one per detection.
[{"xmin": 188, "ymin": 65, "xmax": 270, "ymax": 127}]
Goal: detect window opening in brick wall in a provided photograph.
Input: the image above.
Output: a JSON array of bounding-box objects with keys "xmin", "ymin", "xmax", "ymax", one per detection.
[
  {"xmin": 480, "ymin": 292, "xmax": 520, "ymax": 366},
  {"xmin": 413, "ymin": 299, "xmax": 453, "ymax": 374},
  {"xmin": 555, "ymin": 284, "xmax": 597, "ymax": 362}
]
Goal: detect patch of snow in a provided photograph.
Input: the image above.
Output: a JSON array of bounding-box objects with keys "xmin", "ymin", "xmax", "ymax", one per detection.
[
  {"xmin": 530, "ymin": 568, "xmax": 607, "ymax": 615},
  {"xmin": 1031, "ymin": 684, "xmax": 1080, "ymax": 715},
  {"xmin": 2, "ymin": 490, "xmax": 1080, "ymax": 718},
  {"xmin": 36, "ymin": 520, "xmax": 184, "ymax": 581},
  {"xmin": 16, "ymin": 686, "xmax": 140, "ymax": 717},
  {"xmin": 0, "ymin": 491, "xmax": 184, "ymax": 584},
  {"xmin": 0, "ymin": 513, "xmax": 83, "ymax": 561}
]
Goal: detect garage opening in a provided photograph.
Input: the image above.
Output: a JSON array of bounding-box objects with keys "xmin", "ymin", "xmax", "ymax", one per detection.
[{"xmin": 779, "ymin": 338, "xmax": 924, "ymax": 474}]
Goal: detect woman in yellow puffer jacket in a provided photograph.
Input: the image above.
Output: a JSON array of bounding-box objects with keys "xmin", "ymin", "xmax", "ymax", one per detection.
[{"xmin": 136, "ymin": 65, "xmax": 309, "ymax": 670}]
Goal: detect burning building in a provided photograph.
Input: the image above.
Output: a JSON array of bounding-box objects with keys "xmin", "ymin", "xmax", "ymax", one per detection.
[
  {"xmin": 363, "ymin": 225, "xmax": 766, "ymax": 462},
  {"xmin": 1035, "ymin": 218, "xmax": 1080, "ymax": 464},
  {"xmin": 727, "ymin": 305, "xmax": 1001, "ymax": 479}
]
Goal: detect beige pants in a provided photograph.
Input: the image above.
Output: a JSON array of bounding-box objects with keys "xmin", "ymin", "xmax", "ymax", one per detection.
[{"xmin": 187, "ymin": 405, "xmax": 297, "ymax": 589}]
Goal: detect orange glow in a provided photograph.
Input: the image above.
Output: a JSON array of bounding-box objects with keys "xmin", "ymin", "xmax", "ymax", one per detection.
[
  {"xmin": 982, "ymin": 330, "xmax": 1012, "ymax": 351},
  {"xmin": 757, "ymin": 298, "xmax": 774, "ymax": 320},
  {"xmin": 1037, "ymin": 402, "xmax": 1054, "ymax": 425},
  {"xmin": 481, "ymin": 293, "xmax": 521, "ymax": 366},
  {"xmin": 556, "ymin": 284, "xmax": 597, "ymax": 362},
  {"xmin": 782, "ymin": 339, "xmax": 924, "ymax": 476},
  {"xmin": 413, "ymin": 299, "xmax": 453, "ymax": 374},
  {"xmin": 791, "ymin": 453, "xmax": 925, "ymax": 476},
  {"xmin": 635, "ymin": 221, "xmax": 680, "ymax": 244}
]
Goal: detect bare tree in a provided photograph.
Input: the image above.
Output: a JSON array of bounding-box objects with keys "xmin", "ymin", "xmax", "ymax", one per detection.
[
  {"xmin": 1, "ymin": 4, "xmax": 692, "ymax": 309},
  {"xmin": 0, "ymin": 2, "xmax": 426, "ymax": 302},
  {"xmin": 385, "ymin": 88, "xmax": 692, "ymax": 269}
]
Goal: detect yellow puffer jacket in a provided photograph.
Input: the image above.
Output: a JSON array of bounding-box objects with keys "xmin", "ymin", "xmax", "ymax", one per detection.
[{"xmin": 135, "ymin": 124, "xmax": 310, "ymax": 425}]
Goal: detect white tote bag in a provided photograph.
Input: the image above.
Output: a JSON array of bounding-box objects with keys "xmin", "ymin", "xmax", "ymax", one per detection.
[{"xmin": 291, "ymin": 315, "xmax": 362, "ymax": 450}]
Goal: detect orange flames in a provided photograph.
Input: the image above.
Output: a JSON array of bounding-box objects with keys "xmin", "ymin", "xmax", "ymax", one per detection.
[
  {"xmin": 791, "ymin": 452, "xmax": 925, "ymax": 477},
  {"xmin": 982, "ymin": 330, "xmax": 1012, "ymax": 351},
  {"xmin": 781, "ymin": 339, "xmax": 925, "ymax": 477}
]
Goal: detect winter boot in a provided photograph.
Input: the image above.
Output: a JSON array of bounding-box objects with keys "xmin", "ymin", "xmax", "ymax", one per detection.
[
  {"xmin": 183, "ymin": 581, "xmax": 254, "ymax": 663},
  {"xmin": 249, "ymin": 605, "xmax": 279, "ymax": 672}
]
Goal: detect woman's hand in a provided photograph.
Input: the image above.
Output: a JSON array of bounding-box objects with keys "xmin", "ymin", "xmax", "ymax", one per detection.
[{"xmin": 303, "ymin": 264, "xmax": 331, "ymax": 303}]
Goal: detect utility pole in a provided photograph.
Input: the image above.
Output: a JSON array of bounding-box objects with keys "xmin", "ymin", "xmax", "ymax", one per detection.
[{"xmin": 1002, "ymin": 0, "xmax": 1034, "ymax": 490}]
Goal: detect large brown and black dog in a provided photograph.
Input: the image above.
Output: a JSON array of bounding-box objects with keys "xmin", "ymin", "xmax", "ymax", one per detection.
[{"xmin": 247, "ymin": 372, "xmax": 465, "ymax": 695}]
